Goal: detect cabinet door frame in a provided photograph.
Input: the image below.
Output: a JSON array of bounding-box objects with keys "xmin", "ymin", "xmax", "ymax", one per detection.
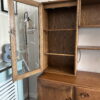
[{"xmin": 8, "ymin": 0, "xmax": 44, "ymax": 81}]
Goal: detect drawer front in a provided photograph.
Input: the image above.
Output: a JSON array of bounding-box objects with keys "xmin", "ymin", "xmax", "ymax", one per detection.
[
  {"xmin": 75, "ymin": 87, "xmax": 100, "ymax": 100},
  {"xmin": 38, "ymin": 80, "xmax": 74, "ymax": 100}
]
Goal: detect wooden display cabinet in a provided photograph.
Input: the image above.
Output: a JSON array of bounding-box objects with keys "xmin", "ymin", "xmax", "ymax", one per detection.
[
  {"xmin": 8, "ymin": 0, "xmax": 100, "ymax": 100},
  {"xmin": 8, "ymin": 0, "xmax": 78, "ymax": 81},
  {"xmin": 38, "ymin": 1, "xmax": 100, "ymax": 100},
  {"xmin": 8, "ymin": 0, "xmax": 44, "ymax": 81},
  {"xmin": 42, "ymin": 0, "xmax": 78, "ymax": 76}
]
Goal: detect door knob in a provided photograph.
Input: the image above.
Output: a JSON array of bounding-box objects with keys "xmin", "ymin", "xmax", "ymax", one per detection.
[
  {"xmin": 65, "ymin": 97, "xmax": 72, "ymax": 100},
  {"xmin": 80, "ymin": 92, "xmax": 89, "ymax": 98}
]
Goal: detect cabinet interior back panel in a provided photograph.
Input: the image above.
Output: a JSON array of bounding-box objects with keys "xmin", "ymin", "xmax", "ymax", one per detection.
[
  {"xmin": 48, "ymin": 31, "xmax": 76, "ymax": 54},
  {"xmin": 48, "ymin": 56, "xmax": 74, "ymax": 74},
  {"xmin": 44, "ymin": 6, "xmax": 76, "ymax": 75},
  {"xmin": 47, "ymin": 7, "xmax": 76, "ymax": 29}
]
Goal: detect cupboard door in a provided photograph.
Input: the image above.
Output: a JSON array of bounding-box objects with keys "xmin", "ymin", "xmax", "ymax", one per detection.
[
  {"xmin": 8, "ymin": 0, "xmax": 44, "ymax": 81},
  {"xmin": 75, "ymin": 87, "xmax": 100, "ymax": 100},
  {"xmin": 38, "ymin": 80, "xmax": 74, "ymax": 100}
]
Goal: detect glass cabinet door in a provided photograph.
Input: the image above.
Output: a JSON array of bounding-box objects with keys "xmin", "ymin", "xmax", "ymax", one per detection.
[{"xmin": 8, "ymin": 0, "xmax": 43, "ymax": 81}]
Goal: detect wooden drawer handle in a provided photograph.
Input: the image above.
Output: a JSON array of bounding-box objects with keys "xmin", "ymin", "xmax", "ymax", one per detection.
[
  {"xmin": 65, "ymin": 97, "xmax": 72, "ymax": 100},
  {"xmin": 80, "ymin": 92, "xmax": 90, "ymax": 98}
]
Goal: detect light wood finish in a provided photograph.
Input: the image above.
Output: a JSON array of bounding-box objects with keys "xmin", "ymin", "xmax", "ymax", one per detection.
[
  {"xmin": 42, "ymin": 0, "xmax": 75, "ymax": 4},
  {"xmin": 44, "ymin": 29, "xmax": 76, "ymax": 31},
  {"xmin": 38, "ymin": 79, "xmax": 74, "ymax": 100},
  {"xmin": 16, "ymin": 0, "xmax": 40, "ymax": 6},
  {"xmin": 75, "ymin": 87, "xmax": 100, "ymax": 100},
  {"xmin": 74, "ymin": 0, "xmax": 79, "ymax": 75},
  {"xmin": 15, "ymin": 69, "xmax": 42, "ymax": 81},
  {"xmin": 38, "ymin": 71, "xmax": 100, "ymax": 100},
  {"xmin": 45, "ymin": 67, "xmax": 75, "ymax": 76},
  {"xmin": 8, "ymin": 1, "xmax": 100, "ymax": 99},
  {"xmin": 39, "ymin": 71, "xmax": 100, "ymax": 90},
  {"xmin": 8, "ymin": 0, "xmax": 43, "ymax": 81},
  {"xmin": 78, "ymin": 0, "xmax": 81, "ymax": 26},
  {"xmin": 10, "ymin": 0, "xmax": 100, "ymax": 81},
  {"xmin": 80, "ymin": 25, "xmax": 100, "ymax": 28},
  {"xmin": 42, "ymin": 5, "xmax": 49, "ymax": 70},
  {"xmin": 10, "ymin": 34, "xmax": 18, "ymax": 81},
  {"xmin": 45, "ymin": 53, "xmax": 74, "ymax": 57},
  {"xmin": 39, "ymin": 4, "xmax": 45, "ymax": 71},
  {"xmin": 44, "ymin": 1, "xmax": 77, "ymax": 9},
  {"xmin": 78, "ymin": 46, "xmax": 100, "ymax": 50},
  {"xmin": 8, "ymin": 0, "xmax": 18, "ymax": 81},
  {"xmin": 42, "ymin": 1, "xmax": 77, "ymax": 75}
]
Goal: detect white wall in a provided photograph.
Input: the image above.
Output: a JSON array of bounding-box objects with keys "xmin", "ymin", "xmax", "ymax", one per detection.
[
  {"xmin": 78, "ymin": 28, "xmax": 100, "ymax": 73},
  {"xmin": 0, "ymin": 11, "xmax": 10, "ymax": 61}
]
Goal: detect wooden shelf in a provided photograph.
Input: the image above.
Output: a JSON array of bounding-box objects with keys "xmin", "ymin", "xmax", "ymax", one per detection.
[
  {"xmin": 78, "ymin": 46, "xmax": 100, "ymax": 50},
  {"xmin": 45, "ymin": 53, "xmax": 74, "ymax": 57},
  {"xmin": 44, "ymin": 29, "xmax": 76, "ymax": 32},
  {"xmin": 80, "ymin": 25, "xmax": 100, "ymax": 28},
  {"xmin": 45, "ymin": 67, "xmax": 74, "ymax": 76},
  {"xmin": 42, "ymin": 0, "xmax": 74, "ymax": 4},
  {"xmin": 44, "ymin": 1, "xmax": 77, "ymax": 9}
]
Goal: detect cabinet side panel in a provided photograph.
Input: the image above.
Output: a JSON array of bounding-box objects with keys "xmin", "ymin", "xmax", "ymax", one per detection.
[
  {"xmin": 40, "ymin": 5, "xmax": 48, "ymax": 70},
  {"xmin": 74, "ymin": 0, "xmax": 79, "ymax": 75}
]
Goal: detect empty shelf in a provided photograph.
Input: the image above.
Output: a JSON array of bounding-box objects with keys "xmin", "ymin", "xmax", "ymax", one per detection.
[
  {"xmin": 80, "ymin": 25, "xmax": 100, "ymax": 28},
  {"xmin": 44, "ymin": 29, "xmax": 76, "ymax": 32},
  {"xmin": 45, "ymin": 67, "xmax": 74, "ymax": 75},
  {"xmin": 78, "ymin": 46, "xmax": 100, "ymax": 50},
  {"xmin": 45, "ymin": 53, "xmax": 74, "ymax": 56},
  {"xmin": 44, "ymin": 1, "xmax": 77, "ymax": 9}
]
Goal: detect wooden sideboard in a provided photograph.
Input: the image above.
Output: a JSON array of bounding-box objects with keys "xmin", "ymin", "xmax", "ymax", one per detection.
[
  {"xmin": 7, "ymin": 0, "xmax": 100, "ymax": 99},
  {"xmin": 38, "ymin": 72, "xmax": 100, "ymax": 100},
  {"xmin": 37, "ymin": 0, "xmax": 100, "ymax": 99}
]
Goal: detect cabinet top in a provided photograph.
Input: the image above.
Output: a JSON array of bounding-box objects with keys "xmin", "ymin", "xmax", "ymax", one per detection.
[
  {"xmin": 42, "ymin": 0, "xmax": 76, "ymax": 4},
  {"xmin": 39, "ymin": 71, "xmax": 100, "ymax": 90},
  {"xmin": 41, "ymin": 0, "xmax": 100, "ymax": 4}
]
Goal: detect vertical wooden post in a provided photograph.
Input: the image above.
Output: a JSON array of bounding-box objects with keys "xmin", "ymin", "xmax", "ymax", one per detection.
[{"xmin": 8, "ymin": 0, "xmax": 18, "ymax": 81}]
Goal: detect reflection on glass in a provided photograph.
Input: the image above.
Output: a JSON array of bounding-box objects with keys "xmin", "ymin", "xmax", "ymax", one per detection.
[{"xmin": 14, "ymin": 2, "xmax": 40, "ymax": 74}]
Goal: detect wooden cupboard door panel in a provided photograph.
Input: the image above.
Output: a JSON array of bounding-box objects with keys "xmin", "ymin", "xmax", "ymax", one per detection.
[
  {"xmin": 75, "ymin": 87, "xmax": 100, "ymax": 100},
  {"xmin": 38, "ymin": 80, "xmax": 73, "ymax": 100},
  {"xmin": 8, "ymin": 0, "xmax": 44, "ymax": 81}
]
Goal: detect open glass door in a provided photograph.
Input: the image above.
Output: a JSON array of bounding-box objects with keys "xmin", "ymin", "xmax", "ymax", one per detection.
[{"xmin": 8, "ymin": 0, "xmax": 44, "ymax": 81}]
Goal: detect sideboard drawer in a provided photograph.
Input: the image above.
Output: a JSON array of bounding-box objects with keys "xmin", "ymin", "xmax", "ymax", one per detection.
[{"xmin": 75, "ymin": 87, "xmax": 100, "ymax": 100}]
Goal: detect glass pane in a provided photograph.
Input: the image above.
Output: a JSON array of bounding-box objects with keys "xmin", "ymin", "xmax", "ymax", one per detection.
[{"xmin": 14, "ymin": 2, "xmax": 40, "ymax": 75}]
